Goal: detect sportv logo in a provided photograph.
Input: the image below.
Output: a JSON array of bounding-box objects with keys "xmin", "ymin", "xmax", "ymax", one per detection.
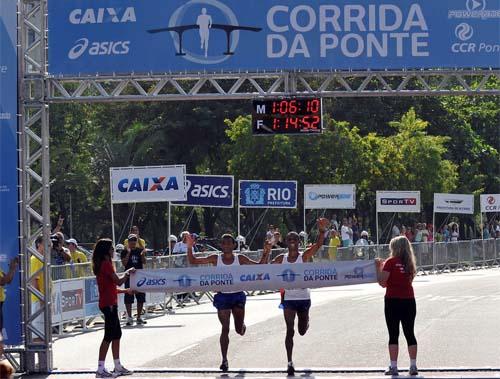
[
  {"xmin": 68, "ymin": 38, "xmax": 130, "ymax": 60},
  {"xmin": 118, "ymin": 177, "xmax": 179, "ymax": 193},
  {"xmin": 136, "ymin": 277, "xmax": 167, "ymax": 287},
  {"xmin": 380, "ymin": 198, "xmax": 417, "ymax": 205}
]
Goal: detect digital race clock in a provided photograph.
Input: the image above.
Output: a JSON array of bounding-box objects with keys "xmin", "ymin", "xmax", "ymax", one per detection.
[{"xmin": 252, "ymin": 97, "xmax": 323, "ymax": 135}]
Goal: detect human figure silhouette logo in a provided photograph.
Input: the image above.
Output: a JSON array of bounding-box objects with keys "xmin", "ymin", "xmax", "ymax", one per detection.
[{"xmin": 196, "ymin": 8, "xmax": 212, "ymax": 57}]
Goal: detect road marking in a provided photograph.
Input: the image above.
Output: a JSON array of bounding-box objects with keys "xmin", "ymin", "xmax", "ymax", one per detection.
[{"xmin": 170, "ymin": 343, "xmax": 198, "ymax": 356}]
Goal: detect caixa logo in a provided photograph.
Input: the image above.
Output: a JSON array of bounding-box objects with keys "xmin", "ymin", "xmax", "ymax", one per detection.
[
  {"xmin": 69, "ymin": 7, "xmax": 136, "ymax": 24},
  {"xmin": 136, "ymin": 277, "xmax": 167, "ymax": 287},
  {"xmin": 68, "ymin": 38, "xmax": 130, "ymax": 60},
  {"xmin": 118, "ymin": 176, "xmax": 179, "ymax": 193}
]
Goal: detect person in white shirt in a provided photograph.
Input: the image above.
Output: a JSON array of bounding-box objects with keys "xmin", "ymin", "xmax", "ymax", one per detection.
[
  {"xmin": 341, "ymin": 218, "xmax": 353, "ymax": 247},
  {"xmin": 270, "ymin": 218, "xmax": 329, "ymax": 376}
]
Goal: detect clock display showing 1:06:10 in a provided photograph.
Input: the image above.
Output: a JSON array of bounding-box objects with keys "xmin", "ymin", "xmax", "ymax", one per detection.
[{"xmin": 270, "ymin": 99, "xmax": 321, "ymax": 131}]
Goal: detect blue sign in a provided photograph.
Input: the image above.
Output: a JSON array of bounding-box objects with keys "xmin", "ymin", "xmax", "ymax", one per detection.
[
  {"xmin": 47, "ymin": 0, "xmax": 500, "ymax": 76},
  {"xmin": 239, "ymin": 180, "xmax": 297, "ymax": 208},
  {"xmin": 84, "ymin": 278, "xmax": 100, "ymax": 316},
  {"xmin": 172, "ymin": 174, "xmax": 234, "ymax": 208},
  {"xmin": 0, "ymin": 0, "xmax": 21, "ymax": 345}
]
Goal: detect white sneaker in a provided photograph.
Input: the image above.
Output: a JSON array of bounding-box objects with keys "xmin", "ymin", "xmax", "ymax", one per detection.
[
  {"xmin": 125, "ymin": 317, "xmax": 133, "ymax": 326},
  {"xmin": 136, "ymin": 317, "xmax": 147, "ymax": 325},
  {"xmin": 112, "ymin": 366, "xmax": 133, "ymax": 376},
  {"xmin": 95, "ymin": 368, "xmax": 114, "ymax": 378}
]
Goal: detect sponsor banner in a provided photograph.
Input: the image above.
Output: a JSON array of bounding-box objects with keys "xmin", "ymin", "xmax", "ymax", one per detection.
[
  {"xmin": 434, "ymin": 193, "xmax": 474, "ymax": 214},
  {"xmin": 84, "ymin": 277, "xmax": 101, "ymax": 317},
  {"xmin": 52, "ymin": 282, "xmax": 63, "ymax": 324},
  {"xmin": 47, "ymin": 0, "xmax": 500, "ymax": 76},
  {"xmin": 0, "ymin": 0, "xmax": 21, "ymax": 345},
  {"xmin": 60, "ymin": 280, "xmax": 85, "ymax": 320},
  {"xmin": 172, "ymin": 174, "xmax": 234, "ymax": 208},
  {"xmin": 376, "ymin": 191, "xmax": 421, "ymax": 213},
  {"xmin": 304, "ymin": 184, "xmax": 356, "ymax": 209},
  {"xmin": 130, "ymin": 260, "xmax": 376, "ymax": 292},
  {"xmin": 239, "ymin": 180, "xmax": 297, "ymax": 208},
  {"xmin": 480, "ymin": 194, "xmax": 500, "ymax": 213},
  {"xmin": 110, "ymin": 165, "xmax": 186, "ymax": 204}
]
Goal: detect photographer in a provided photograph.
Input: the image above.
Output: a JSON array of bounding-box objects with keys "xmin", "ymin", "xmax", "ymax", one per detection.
[{"xmin": 50, "ymin": 232, "xmax": 71, "ymax": 280}]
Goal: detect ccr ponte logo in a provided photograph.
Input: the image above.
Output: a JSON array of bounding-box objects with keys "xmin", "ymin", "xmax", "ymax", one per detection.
[
  {"xmin": 147, "ymin": 0, "xmax": 261, "ymax": 65},
  {"xmin": 455, "ymin": 23, "xmax": 474, "ymax": 41}
]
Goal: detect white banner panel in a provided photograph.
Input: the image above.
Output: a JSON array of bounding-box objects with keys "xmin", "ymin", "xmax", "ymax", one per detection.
[
  {"xmin": 130, "ymin": 260, "xmax": 376, "ymax": 292},
  {"xmin": 110, "ymin": 165, "xmax": 186, "ymax": 204},
  {"xmin": 304, "ymin": 184, "xmax": 356, "ymax": 209},
  {"xmin": 480, "ymin": 194, "xmax": 500, "ymax": 213},
  {"xmin": 376, "ymin": 191, "xmax": 421, "ymax": 213},
  {"xmin": 434, "ymin": 193, "xmax": 474, "ymax": 214},
  {"xmin": 60, "ymin": 279, "xmax": 85, "ymax": 321}
]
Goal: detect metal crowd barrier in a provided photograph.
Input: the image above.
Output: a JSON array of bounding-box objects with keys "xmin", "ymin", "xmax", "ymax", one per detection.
[{"xmin": 47, "ymin": 239, "xmax": 499, "ymax": 333}]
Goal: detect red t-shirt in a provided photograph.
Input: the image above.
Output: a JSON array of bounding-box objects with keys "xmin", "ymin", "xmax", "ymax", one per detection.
[
  {"xmin": 97, "ymin": 260, "xmax": 118, "ymax": 308},
  {"xmin": 383, "ymin": 256, "xmax": 414, "ymax": 299}
]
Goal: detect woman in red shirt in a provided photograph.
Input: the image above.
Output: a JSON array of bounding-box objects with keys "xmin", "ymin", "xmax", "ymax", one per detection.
[
  {"xmin": 376, "ymin": 236, "xmax": 418, "ymax": 376},
  {"xmin": 92, "ymin": 238, "xmax": 135, "ymax": 378}
]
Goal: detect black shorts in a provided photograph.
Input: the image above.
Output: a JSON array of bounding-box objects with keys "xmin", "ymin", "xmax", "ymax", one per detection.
[
  {"xmin": 213, "ymin": 292, "xmax": 246, "ymax": 311},
  {"xmin": 124, "ymin": 279, "xmax": 146, "ymax": 304},
  {"xmin": 0, "ymin": 301, "xmax": 3, "ymax": 333},
  {"xmin": 100, "ymin": 305, "xmax": 122, "ymax": 342},
  {"xmin": 282, "ymin": 299, "xmax": 311, "ymax": 313}
]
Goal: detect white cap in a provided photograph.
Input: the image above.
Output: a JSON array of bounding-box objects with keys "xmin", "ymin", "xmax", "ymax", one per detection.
[
  {"xmin": 236, "ymin": 235, "xmax": 246, "ymax": 243},
  {"xmin": 65, "ymin": 238, "xmax": 78, "ymax": 246},
  {"xmin": 299, "ymin": 231, "xmax": 308, "ymax": 238},
  {"xmin": 361, "ymin": 230, "xmax": 369, "ymax": 237},
  {"xmin": 168, "ymin": 235, "xmax": 178, "ymax": 242},
  {"xmin": 115, "ymin": 244, "xmax": 125, "ymax": 251}
]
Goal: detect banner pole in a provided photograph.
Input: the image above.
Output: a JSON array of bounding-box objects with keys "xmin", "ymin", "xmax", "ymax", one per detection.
[
  {"xmin": 432, "ymin": 211, "xmax": 436, "ymax": 272},
  {"xmin": 376, "ymin": 210, "xmax": 379, "ymax": 245},
  {"xmin": 480, "ymin": 212, "xmax": 483, "ymax": 240},
  {"xmin": 303, "ymin": 207, "xmax": 306, "ymax": 234},
  {"xmin": 168, "ymin": 202, "xmax": 171, "ymax": 255},
  {"xmin": 111, "ymin": 203, "xmax": 116, "ymax": 247},
  {"xmin": 237, "ymin": 202, "xmax": 241, "ymax": 250}
]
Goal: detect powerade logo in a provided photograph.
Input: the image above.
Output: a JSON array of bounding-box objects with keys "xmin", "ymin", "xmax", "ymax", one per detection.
[
  {"xmin": 308, "ymin": 192, "xmax": 351, "ymax": 201},
  {"xmin": 174, "ymin": 275, "xmax": 195, "ymax": 288},
  {"xmin": 240, "ymin": 273, "xmax": 271, "ymax": 282},
  {"xmin": 148, "ymin": 0, "xmax": 261, "ymax": 65},
  {"xmin": 136, "ymin": 277, "xmax": 167, "ymax": 287},
  {"xmin": 118, "ymin": 176, "xmax": 179, "ymax": 192},
  {"xmin": 344, "ymin": 266, "xmax": 372, "ymax": 280},
  {"xmin": 277, "ymin": 269, "xmax": 300, "ymax": 283},
  {"xmin": 448, "ymin": 0, "xmax": 500, "ymax": 19}
]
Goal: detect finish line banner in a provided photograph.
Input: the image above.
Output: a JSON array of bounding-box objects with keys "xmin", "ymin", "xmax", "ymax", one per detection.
[
  {"xmin": 47, "ymin": 0, "xmax": 500, "ymax": 76},
  {"xmin": 130, "ymin": 260, "xmax": 376, "ymax": 292}
]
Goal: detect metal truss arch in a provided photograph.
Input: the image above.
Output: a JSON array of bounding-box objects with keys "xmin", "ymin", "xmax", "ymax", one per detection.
[{"xmin": 47, "ymin": 69, "xmax": 500, "ymax": 102}]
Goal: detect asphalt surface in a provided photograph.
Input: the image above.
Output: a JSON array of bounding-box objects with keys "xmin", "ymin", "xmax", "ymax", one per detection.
[{"xmin": 22, "ymin": 268, "xmax": 500, "ymax": 378}]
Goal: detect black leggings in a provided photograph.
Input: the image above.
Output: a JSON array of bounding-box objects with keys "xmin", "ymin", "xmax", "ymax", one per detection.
[
  {"xmin": 384, "ymin": 298, "xmax": 417, "ymax": 346},
  {"xmin": 101, "ymin": 305, "xmax": 122, "ymax": 342}
]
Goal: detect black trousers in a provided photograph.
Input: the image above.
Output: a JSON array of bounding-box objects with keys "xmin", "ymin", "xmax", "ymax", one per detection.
[
  {"xmin": 384, "ymin": 297, "xmax": 417, "ymax": 346},
  {"xmin": 100, "ymin": 305, "xmax": 122, "ymax": 342}
]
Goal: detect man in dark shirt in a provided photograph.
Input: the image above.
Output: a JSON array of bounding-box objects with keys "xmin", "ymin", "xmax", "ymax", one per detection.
[{"xmin": 120, "ymin": 234, "xmax": 147, "ymax": 326}]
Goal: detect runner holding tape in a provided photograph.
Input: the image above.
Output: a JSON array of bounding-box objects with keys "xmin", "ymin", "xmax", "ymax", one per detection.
[{"xmin": 186, "ymin": 233, "xmax": 271, "ymax": 372}]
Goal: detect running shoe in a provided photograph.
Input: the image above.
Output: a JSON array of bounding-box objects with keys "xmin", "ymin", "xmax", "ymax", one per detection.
[
  {"xmin": 125, "ymin": 317, "xmax": 133, "ymax": 326},
  {"xmin": 384, "ymin": 366, "xmax": 399, "ymax": 376},
  {"xmin": 136, "ymin": 317, "xmax": 147, "ymax": 325},
  {"xmin": 219, "ymin": 360, "xmax": 229, "ymax": 372},
  {"xmin": 287, "ymin": 362, "xmax": 295, "ymax": 376},
  {"xmin": 95, "ymin": 369, "xmax": 114, "ymax": 378},
  {"xmin": 409, "ymin": 365, "xmax": 418, "ymax": 376},
  {"xmin": 112, "ymin": 366, "xmax": 133, "ymax": 376}
]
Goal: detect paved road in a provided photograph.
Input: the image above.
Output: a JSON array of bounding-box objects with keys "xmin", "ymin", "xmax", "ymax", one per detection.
[{"xmin": 48, "ymin": 268, "xmax": 500, "ymax": 375}]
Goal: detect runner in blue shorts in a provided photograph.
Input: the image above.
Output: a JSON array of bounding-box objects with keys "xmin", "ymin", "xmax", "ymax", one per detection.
[
  {"xmin": 187, "ymin": 233, "xmax": 271, "ymax": 372},
  {"xmin": 271, "ymin": 218, "xmax": 329, "ymax": 376}
]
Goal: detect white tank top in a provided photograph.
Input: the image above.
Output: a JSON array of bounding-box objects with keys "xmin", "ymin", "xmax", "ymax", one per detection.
[
  {"xmin": 217, "ymin": 253, "xmax": 240, "ymax": 293},
  {"xmin": 283, "ymin": 253, "xmax": 310, "ymax": 300}
]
